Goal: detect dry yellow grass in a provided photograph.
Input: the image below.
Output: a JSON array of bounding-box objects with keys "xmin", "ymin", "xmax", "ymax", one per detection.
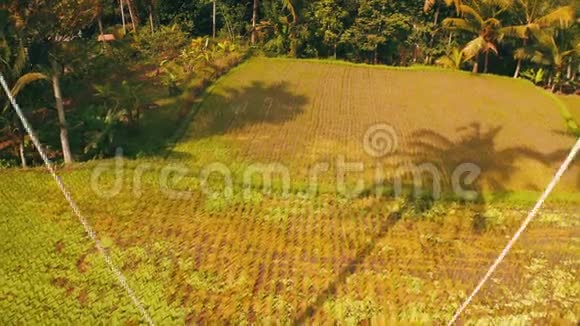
[{"xmin": 176, "ymin": 57, "xmax": 579, "ymax": 195}]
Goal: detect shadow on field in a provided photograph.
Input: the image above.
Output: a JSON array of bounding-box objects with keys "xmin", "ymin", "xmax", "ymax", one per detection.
[
  {"xmin": 398, "ymin": 122, "xmax": 570, "ymax": 194},
  {"xmin": 191, "ymin": 80, "xmax": 308, "ymax": 139},
  {"xmin": 294, "ymin": 122, "xmax": 574, "ymax": 321},
  {"xmin": 295, "ymin": 210, "xmax": 402, "ymax": 323}
]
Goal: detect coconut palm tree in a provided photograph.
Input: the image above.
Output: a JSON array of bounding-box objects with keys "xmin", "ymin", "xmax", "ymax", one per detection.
[
  {"xmin": 443, "ymin": 1, "xmax": 511, "ymax": 73},
  {"xmin": 502, "ymin": 1, "xmax": 574, "ymax": 78},
  {"xmin": 514, "ymin": 29, "xmax": 579, "ymax": 92}
]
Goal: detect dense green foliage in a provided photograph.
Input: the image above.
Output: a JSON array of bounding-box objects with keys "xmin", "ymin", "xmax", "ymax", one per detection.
[{"xmin": 0, "ymin": 0, "xmax": 578, "ymax": 167}]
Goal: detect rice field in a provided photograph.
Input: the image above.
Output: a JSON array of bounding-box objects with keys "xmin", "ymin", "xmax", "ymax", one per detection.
[{"xmin": 1, "ymin": 58, "xmax": 578, "ymax": 324}]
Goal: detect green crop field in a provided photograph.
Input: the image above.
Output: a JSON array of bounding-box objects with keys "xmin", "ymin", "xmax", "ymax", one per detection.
[{"xmin": 1, "ymin": 58, "xmax": 579, "ymax": 324}]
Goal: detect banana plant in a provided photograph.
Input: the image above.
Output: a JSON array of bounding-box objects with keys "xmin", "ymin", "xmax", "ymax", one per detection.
[
  {"xmin": 435, "ymin": 47, "xmax": 465, "ymax": 69},
  {"xmin": 519, "ymin": 67, "xmax": 545, "ymax": 85}
]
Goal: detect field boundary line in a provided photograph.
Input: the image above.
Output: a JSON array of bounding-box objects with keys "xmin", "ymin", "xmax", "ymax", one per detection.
[
  {"xmin": 448, "ymin": 137, "xmax": 580, "ymax": 324},
  {"xmin": 0, "ymin": 74, "xmax": 155, "ymax": 326}
]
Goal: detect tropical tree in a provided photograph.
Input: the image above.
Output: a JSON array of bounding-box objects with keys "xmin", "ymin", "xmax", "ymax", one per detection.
[
  {"xmin": 0, "ymin": 6, "xmax": 48, "ymax": 167},
  {"xmin": 282, "ymin": 0, "xmax": 303, "ymax": 57},
  {"xmin": 22, "ymin": 0, "xmax": 99, "ymax": 164},
  {"xmin": 515, "ymin": 29, "xmax": 579, "ymax": 91},
  {"xmin": 312, "ymin": 0, "xmax": 349, "ymax": 59},
  {"xmin": 443, "ymin": 1, "xmax": 511, "ymax": 73},
  {"xmin": 424, "ymin": 0, "xmax": 463, "ymax": 23},
  {"xmin": 502, "ymin": 1, "xmax": 574, "ymax": 77}
]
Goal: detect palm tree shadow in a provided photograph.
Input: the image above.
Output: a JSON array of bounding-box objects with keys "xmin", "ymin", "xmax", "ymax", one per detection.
[
  {"xmin": 294, "ymin": 210, "xmax": 402, "ymax": 323},
  {"xmin": 295, "ymin": 122, "xmax": 574, "ymax": 321},
  {"xmin": 400, "ymin": 122, "xmax": 567, "ymax": 194},
  {"xmin": 189, "ymin": 80, "xmax": 308, "ymax": 139}
]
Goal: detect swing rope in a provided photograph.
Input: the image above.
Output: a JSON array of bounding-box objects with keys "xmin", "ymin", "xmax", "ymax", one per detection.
[
  {"xmin": 448, "ymin": 137, "xmax": 580, "ymax": 324},
  {"xmin": 0, "ymin": 74, "xmax": 155, "ymax": 326}
]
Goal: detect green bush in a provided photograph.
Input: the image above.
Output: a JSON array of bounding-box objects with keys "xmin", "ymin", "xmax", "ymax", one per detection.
[{"xmin": 132, "ymin": 24, "xmax": 190, "ymax": 61}]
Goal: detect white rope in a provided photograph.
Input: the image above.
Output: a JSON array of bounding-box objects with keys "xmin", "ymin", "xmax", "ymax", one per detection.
[
  {"xmin": 448, "ymin": 137, "xmax": 580, "ymax": 325},
  {"xmin": 0, "ymin": 74, "xmax": 155, "ymax": 325}
]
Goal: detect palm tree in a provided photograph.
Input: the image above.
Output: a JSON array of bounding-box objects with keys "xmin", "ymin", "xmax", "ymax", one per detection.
[
  {"xmin": 443, "ymin": 1, "xmax": 509, "ymax": 73},
  {"xmin": 502, "ymin": 2, "xmax": 574, "ymax": 78},
  {"xmin": 514, "ymin": 30, "xmax": 579, "ymax": 92},
  {"xmin": 423, "ymin": 0, "xmax": 463, "ymax": 63},
  {"xmin": 424, "ymin": 0, "xmax": 463, "ymax": 21}
]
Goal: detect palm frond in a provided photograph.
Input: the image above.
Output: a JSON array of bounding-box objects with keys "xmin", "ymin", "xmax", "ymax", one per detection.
[
  {"xmin": 536, "ymin": 5, "xmax": 575, "ymax": 28},
  {"xmin": 487, "ymin": 0, "xmax": 513, "ymax": 9},
  {"xmin": 485, "ymin": 42, "xmax": 498, "ymax": 55},
  {"xmin": 461, "ymin": 36, "xmax": 485, "ymax": 60},
  {"xmin": 11, "ymin": 73, "xmax": 49, "ymax": 98},
  {"xmin": 424, "ymin": 0, "xmax": 437, "ymax": 13},
  {"xmin": 442, "ymin": 18, "xmax": 478, "ymax": 34},
  {"xmin": 459, "ymin": 5, "xmax": 484, "ymax": 25},
  {"xmin": 485, "ymin": 17, "xmax": 502, "ymax": 28},
  {"xmin": 513, "ymin": 47, "xmax": 536, "ymax": 60},
  {"xmin": 500, "ymin": 25, "xmax": 530, "ymax": 39}
]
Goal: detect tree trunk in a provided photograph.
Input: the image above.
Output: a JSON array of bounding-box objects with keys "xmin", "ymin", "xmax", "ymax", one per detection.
[
  {"xmin": 484, "ymin": 50, "xmax": 489, "ymax": 73},
  {"xmin": 149, "ymin": 5, "xmax": 155, "ymax": 33},
  {"xmin": 120, "ymin": 0, "xmax": 127, "ymax": 35},
  {"xmin": 429, "ymin": 5, "xmax": 440, "ymax": 48},
  {"xmin": 447, "ymin": 32, "xmax": 453, "ymax": 48},
  {"xmin": 98, "ymin": 16, "xmax": 105, "ymax": 37},
  {"xmin": 251, "ymin": 0, "xmax": 258, "ymax": 44},
  {"xmin": 19, "ymin": 142, "xmax": 27, "ymax": 168},
  {"xmin": 17, "ymin": 128, "xmax": 27, "ymax": 168},
  {"xmin": 51, "ymin": 61, "xmax": 73, "ymax": 165},
  {"xmin": 126, "ymin": 0, "xmax": 137, "ymax": 32},
  {"xmin": 513, "ymin": 59, "xmax": 522, "ymax": 78},
  {"xmin": 566, "ymin": 61, "xmax": 572, "ymax": 80},
  {"xmin": 333, "ymin": 43, "xmax": 337, "ymax": 60},
  {"xmin": 513, "ymin": 38, "xmax": 526, "ymax": 78},
  {"xmin": 212, "ymin": 0, "xmax": 217, "ymax": 38},
  {"xmin": 472, "ymin": 58, "xmax": 479, "ymax": 73}
]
